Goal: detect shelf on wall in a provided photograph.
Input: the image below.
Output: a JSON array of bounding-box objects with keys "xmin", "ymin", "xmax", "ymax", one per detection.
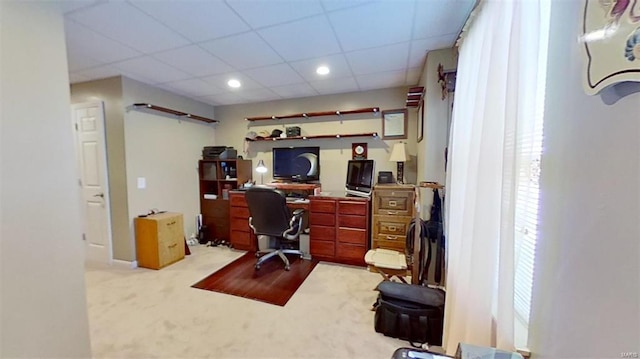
[
  {"xmin": 244, "ymin": 107, "xmax": 380, "ymax": 122},
  {"xmin": 248, "ymin": 132, "xmax": 379, "ymax": 142},
  {"xmin": 131, "ymin": 103, "xmax": 217, "ymax": 124}
]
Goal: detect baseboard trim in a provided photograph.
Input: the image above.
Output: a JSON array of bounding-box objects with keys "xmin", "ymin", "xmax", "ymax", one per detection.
[{"xmin": 111, "ymin": 259, "xmax": 138, "ymax": 269}]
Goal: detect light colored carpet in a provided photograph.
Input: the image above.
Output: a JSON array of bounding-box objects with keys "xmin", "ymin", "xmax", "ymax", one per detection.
[{"xmin": 85, "ymin": 245, "xmax": 413, "ymax": 358}]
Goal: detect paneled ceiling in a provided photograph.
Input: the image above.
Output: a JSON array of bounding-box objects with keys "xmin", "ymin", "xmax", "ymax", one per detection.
[{"xmin": 60, "ymin": 0, "xmax": 474, "ymax": 106}]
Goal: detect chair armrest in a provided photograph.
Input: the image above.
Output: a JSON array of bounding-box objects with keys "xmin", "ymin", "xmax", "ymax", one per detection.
[
  {"xmin": 291, "ymin": 208, "xmax": 305, "ymax": 217},
  {"xmin": 284, "ymin": 209, "xmax": 305, "ymax": 240}
]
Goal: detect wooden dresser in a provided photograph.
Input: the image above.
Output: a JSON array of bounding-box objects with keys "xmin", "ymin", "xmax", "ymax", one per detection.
[
  {"xmin": 309, "ymin": 195, "xmax": 370, "ymax": 266},
  {"xmin": 134, "ymin": 212, "xmax": 185, "ymax": 269},
  {"xmin": 371, "ymin": 184, "xmax": 416, "ymax": 252}
]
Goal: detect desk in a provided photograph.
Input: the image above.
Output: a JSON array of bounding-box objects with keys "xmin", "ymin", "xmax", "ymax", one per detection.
[{"xmin": 228, "ymin": 191, "xmax": 310, "ymax": 251}]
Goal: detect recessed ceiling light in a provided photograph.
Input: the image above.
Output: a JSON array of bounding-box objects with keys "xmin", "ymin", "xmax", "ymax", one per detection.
[
  {"xmin": 227, "ymin": 79, "xmax": 241, "ymax": 88},
  {"xmin": 316, "ymin": 66, "xmax": 330, "ymax": 75}
]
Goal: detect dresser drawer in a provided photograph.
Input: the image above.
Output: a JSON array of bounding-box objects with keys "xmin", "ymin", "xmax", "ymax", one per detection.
[
  {"xmin": 336, "ymin": 243, "xmax": 366, "ymax": 262},
  {"xmin": 158, "ymin": 235, "xmax": 184, "ymax": 268},
  {"xmin": 338, "ymin": 214, "xmax": 367, "ymax": 229},
  {"xmin": 310, "ymin": 225, "xmax": 335, "ymax": 241},
  {"xmin": 310, "ymin": 199, "xmax": 336, "ymax": 213},
  {"xmin": 230, "ymin": 194, "xmax": 247, "ymax": 207},
  {"xmin": 230, "ymin": 230, "xmax": 252, "ymax": 248},
  {"xmin": 374, "ymin": 215, "xmax": 412, "ymax": 236},
  {"xmin": 310, "ymin": 212, "xmax": 335, "ymax": 226},
  {"xmin": 230, "ymin": 206, "xmax": 249, "ymax": 219},
  {"xmin": 310, "ymin": 240, "xmax": 335, "ymax": 257},
  {"xmin": 374, "ymin": 190, "xmax": 414, "ymax": 216},
  {"xmin": 337, "ymin": 228, "xmax": 367, "ymax": 245},
  {"xmin": 230, "ymin": 217, "xmax": 250, "ymax": 232},
  {"xmin": 338, "ymin": 201, "xmax": 367, "ymax": 215},
  {"xmin": 372, "ymin": 237, "xmax": 406, "ymax": 251}
]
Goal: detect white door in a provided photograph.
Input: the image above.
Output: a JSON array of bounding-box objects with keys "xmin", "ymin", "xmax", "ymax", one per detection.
[{"xmin": 72, "ymin": 101, "xmax": 112, "ymax": 264}]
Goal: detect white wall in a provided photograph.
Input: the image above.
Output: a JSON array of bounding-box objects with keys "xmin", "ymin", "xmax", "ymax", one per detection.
[
  {"xmin": 122, "ymin": 77, "xmax": 217, "ymax": 239},
  {"xmin": 529, "ymin": 1, "xmax": 640, "ymax": 357},
  {"xmin": 0, "ymin": 2, "xmax": 91, "ymax": 357},
  {"xmin": 213, "ymin": 87, "xmax": 414, "ymax": 192}
]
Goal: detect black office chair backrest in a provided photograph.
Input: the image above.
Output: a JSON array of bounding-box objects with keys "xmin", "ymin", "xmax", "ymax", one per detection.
[{"xmin": 245, "ymin": 186, "xmax": 292, "ymax": 237}]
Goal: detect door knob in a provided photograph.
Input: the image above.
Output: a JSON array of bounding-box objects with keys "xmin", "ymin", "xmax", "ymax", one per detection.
[{"xmin": 93, "ymin": 193, "xmax": 104, "ymax": 198}]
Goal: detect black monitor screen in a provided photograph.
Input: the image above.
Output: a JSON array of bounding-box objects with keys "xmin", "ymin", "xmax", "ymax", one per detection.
[
  {"xmin": 272, "ymin": 146, "xmax": 320, "ymax": 181},
  {"xmin": 345, "ymin": 160, "xmax": 374, "ymax": 197}
]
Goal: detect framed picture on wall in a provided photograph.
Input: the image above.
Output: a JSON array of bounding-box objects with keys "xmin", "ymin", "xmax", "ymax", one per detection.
[
  {"xmin": 417, "ymin": 101, "xmax": 424, "ymax": 143},
  {"xmin": 382, "ymin": 109, "xmax": 408, "ymax": 140}
]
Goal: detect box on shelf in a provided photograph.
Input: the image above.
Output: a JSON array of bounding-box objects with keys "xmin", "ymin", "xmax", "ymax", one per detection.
[{"xmin": 286, "ymin": 126, "xmax": 301, "ymax": 137}]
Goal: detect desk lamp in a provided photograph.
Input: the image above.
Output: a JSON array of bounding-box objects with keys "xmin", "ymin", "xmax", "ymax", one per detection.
[
  {"xmin": 256, "ymin": 160, "xmax": 268, "ymax": 184},
  {"xmin": 389, "ymin": 142, "xmax": 407, "ymax": 184}
]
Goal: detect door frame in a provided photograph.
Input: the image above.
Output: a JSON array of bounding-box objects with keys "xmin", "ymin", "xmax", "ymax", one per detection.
[{"xmin": 72, "ymin": 101, "xmax": 113, "ymax": 264}]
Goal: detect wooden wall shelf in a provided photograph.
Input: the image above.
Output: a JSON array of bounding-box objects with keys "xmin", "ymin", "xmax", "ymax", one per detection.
[
  {"xmin": 248, "ymin": 132, "xmax": 378, "ymax": 142},
  {"xmin": 245, "ymin": 107, "xmax": 379, "ymax": 122},
  {"xmin": 131, "ymin": 103, "xmax": 217, "ymax": 124}
]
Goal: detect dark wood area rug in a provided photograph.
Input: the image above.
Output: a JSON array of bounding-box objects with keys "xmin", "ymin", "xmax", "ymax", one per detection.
[{"xmin": 191, "ymin": 252, "xmax": 318, "ymax": 306}]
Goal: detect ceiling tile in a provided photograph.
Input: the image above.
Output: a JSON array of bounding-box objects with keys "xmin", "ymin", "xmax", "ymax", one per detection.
[
  {"xmin": 112, "ymin": 57, "xmax": 191, "ymax": 84},
  {"xmin": 329, "ymin": 1, "xmax": 413, "ymax": 52},
  {"xmin": 67, "ymin": 51, "xmax": 103, "ymax": 72},
  {"xmin": 199, "ymin": 92, "xmax": 248, "ymax": 106},
  {"xmin": 289, "ymin": 54, "xmax": 353, "ymax": 81},
  {"xmin": 67, "ymin": 2, "xmax": 189, "ymax": 53},
  {"xmin": 69, "ymin": 73, "xmax": 91, "ymax": 84},
  {"xmin": 321, "ymin": 0, "xmax": 372, "ymax": 12},
  {"xmin": 270, "ymin": 83, "xmax": 319, "ymax": 98},
  {"xmin": 240, "ymin": 88, "xmax": 282, "ymax": 103},
  {"xmin": 130, "ymin": 1, "xmax": 249, "ymax": 42},
  {"xmin": 356, "ymin": 70, "xmax": 406, "ymax": 91},
  {"xmin": 258, "ymin": 16, "xmax": 341, "ymax": 62},
  {"xmin": 153, "ymin": 45, "xmax": 234, "ymax": 77},
  {"xmin": 244, "ymin": 63, "xmax": 305, "ymax": 87},
  {"xmin": 405, "ymin": 67, "xmax": 422, "ymax": 86},
  {"xmin": 226, "ymin": 0, "xmax": 324, "ymax": 29},
  {"xmin": 65, "ymin": 20, "xmax": 141, "ymax": 64},
  {"xmin": 409, "ymin": 35, "xmax": 457, "ymax": 68},
  {"xmin": 412, "ymin": 0, "xmax": 474, "ymax": 39},
  {"xmin": 201, "ymin": 72, "xmax": 263, "ymax": 91},
  {"xmin": 159, "ymin": 78, "xmax": 225, "ymax": 98},
  {"xmin": 346, "ymin": 42, "xmax": 410, "ymax": 76},
  {"xmin": 74, "ymin": 65, "xmax": 122, "ymax": 81},
  {"xmin": 200, "ymin": 32, "xmax": 283, "ymax": 70},
  {"xmin": 308, "ymin": 76, "xmax": 359, "ymax": 95}
]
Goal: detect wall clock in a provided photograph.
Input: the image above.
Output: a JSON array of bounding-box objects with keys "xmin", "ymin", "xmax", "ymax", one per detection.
[{"xmin": 352, "ymin": 143, "xmax": 367, "ymax": 160}]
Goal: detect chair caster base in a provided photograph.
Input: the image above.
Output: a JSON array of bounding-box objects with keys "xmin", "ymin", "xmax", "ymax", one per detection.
[
  {"xmin": 255, "ymin": 264, "xmax": 261, "ymax": 270},
  {"xmin": 284, "ymin": 266, "xmax": 290, "ymax": 271}
]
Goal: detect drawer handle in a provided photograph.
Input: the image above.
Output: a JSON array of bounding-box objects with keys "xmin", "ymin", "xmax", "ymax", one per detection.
[
  {"xmin": 386, "ymin": 210, "xmax": 398, "ymax": 215},
  {"xmin": 388, "ymin": 226, "xmax": 397, "ymax": 232},
  {"xmin": 168, "ymin": 243, "xmax": 177, "ymax": 248},
  {"xmin": 166, "ymin": 221, "xmax": 176, "ymax": 226},
  {"xmin": 388, "ymin": 200, "xmax": 397, "ymax": 207},
  {"xmin": 386, "ymin": 235, "xmax": 398, "ymax": 240}
]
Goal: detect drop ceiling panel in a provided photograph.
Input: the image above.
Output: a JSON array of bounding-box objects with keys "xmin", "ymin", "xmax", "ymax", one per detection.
[
  {"xmin": 320, "ymin": 0, "xmax": 371, "ymax": 12},
  {"xmin": 73, "ymin": 66, "xmax": 122, "ymax": 82},
  {"xmin": 199, "ymin": 92, "xmax": 248, "ymax": 106},
  {"xmin": 346, "ymin": 42, "xmax": 410, "ymax": 76},
  {"xmin": 130, "ymin": 1, "xmax": 250, "ymax": 42},
  {"xmin": 309, "ymin": 76, "xmax": 359, "ymax": 95},
  {"xmin": 356, "ymin": 70, "xmax": 407, "ymax": 91},
  {"xmin": 67, "ymin": 52, "xmax": 103, "ymax": 72},
  {"xmin": 201, "ymin": 72, "xmax": 263, "ymax": 91},
  {"xmin": 200, "ymin": 32, "xmax": 284, "ymax": 70},
  {"xmin": 227, "ymin": 0, "xmax": 324, "ymax": 29},
  {"xmin": 329, "ymin": 1, "xmax": 414, "ymax": 52},
  {"xmin": 160, "ymin": 78, "xmax": 224, "ymax": 98},
  {"xmin": 67, "ymin": 2, "xmax": 189, "ymax": 54},
  {"xmin": 412, "ymin": 0, "xmax": 475, "ymax": 39},
  {"xmin": 405, "ymin": 67, "xmax": 422, "ymax": 86},
  {"xmin": 65, "ymin": 20, "xmax": 140, "ymax": 64},
  {"xmin": 112, "ymin": 57, "xmax": 191, "ymax": 84},
  {"xmin": 408, "ymin": 35, "xmax": 458, "ymax": 68},
  {"xmin": 258, "ymin": 16, "xmax": 342, "ymax": 62},
  {"xmin": 270, "ymin": 83, "xmax": 319, "ymax": 98},
  {"xmin": 153, "ymin": 45, "xmax": 234, "ymax": 77},
  {"xmin": 244, "ymin": 63, "xmax": 305, "ymax": 87},
  {"xmin": 240, "ymin": 88, "xmax": 282, "ymax": 103},
  {"xmin": 289, "ymin": 54, "xmax": 353, "ymax": 81}
]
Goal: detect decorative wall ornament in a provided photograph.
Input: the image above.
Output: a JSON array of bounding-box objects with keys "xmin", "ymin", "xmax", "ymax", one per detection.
[
  {"xmin": 582, "ymin": 0, "xmax": 640, "ymax": 95},
  {"xmin": 437, "ymin": 63, "xmax": 457, "ymax": 101}
]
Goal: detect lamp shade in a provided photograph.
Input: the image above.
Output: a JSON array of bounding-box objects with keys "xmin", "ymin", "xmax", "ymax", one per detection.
[
  {"xmin": 389, "ymin": 142, "xmax": 407, "ymax": 162},
  {"xmin": 256, "ymin": 160, "xmax": 268, "ymax": 173}
]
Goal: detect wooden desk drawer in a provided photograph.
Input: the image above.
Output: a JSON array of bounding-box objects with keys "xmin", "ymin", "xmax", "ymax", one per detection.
[
  {"xmin": 373, "ymin": 237, "xmax": 405, "ymax": 251},
  {"xmin": 338, "ymin": 201, "xmax": 367, "ymax": 215},
  {"xmin": 375, "ymin": 216, "xmax": 412, "ymax": 236},
  {"xmin": 310, "ymin": 240, "xmax": 335, "ymax": 257},
  {"xmin": 374, "ymin": 190, "xmax": 414, "ymax": 216},
  {"xmin": 338, "ymin": 215, "xmax": 366, "ymax": 229},
  {"xmin": 230, "ymin": 217, "xmax": 250, "ymax": 232},
  {"xmin": 337, "ymin": 228, "xmax": 367, "ymax": 245},
  {"xmin": 310, "ymin": 225, "xmax": 335, "ymax": 241},
  {"xmin": 230, "ymin": 207, "xmax": 249, "ymax": 219},
  {"xmin": 310, "ymin": 212, "xmax": 335, "ymax": 226},
  {"xmin": 230, "ymin": 194, "xmax": 247, "ymax": 207},
  {"xmin": 231, "ymin": 230, "xmax": 252, "ymax": 247},
  {"xmin": 336, "ymin": 243, "xmax": 366, "ymax": 262},
  {"xmin": 310, "ymin": 199, "xmax": 335, "ymax": 213}
]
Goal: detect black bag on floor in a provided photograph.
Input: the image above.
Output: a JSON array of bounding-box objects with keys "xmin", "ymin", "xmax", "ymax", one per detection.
[{"xmin": 374, "ymin": 281, "xmax": 445, "ymax": 346}]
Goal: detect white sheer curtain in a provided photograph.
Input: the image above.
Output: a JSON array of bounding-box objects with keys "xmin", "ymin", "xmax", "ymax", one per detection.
[{"xmin": 443, "ymin": 0, "xmax": 549, "ymax": 354}]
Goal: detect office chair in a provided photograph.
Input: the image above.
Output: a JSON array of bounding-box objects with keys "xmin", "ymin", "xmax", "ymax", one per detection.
[{"xmin": 245, "ymin": 186, "xmax": 305, "ymax": 271}]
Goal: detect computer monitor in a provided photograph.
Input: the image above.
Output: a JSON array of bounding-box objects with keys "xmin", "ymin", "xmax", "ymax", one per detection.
[
  {"xmin": 345, "ymin": 160, "xmax": 375, "ymax": 198},
  {"xmin": 272, "ymin": 146, "xmax": 320, "ymax": 182}
]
